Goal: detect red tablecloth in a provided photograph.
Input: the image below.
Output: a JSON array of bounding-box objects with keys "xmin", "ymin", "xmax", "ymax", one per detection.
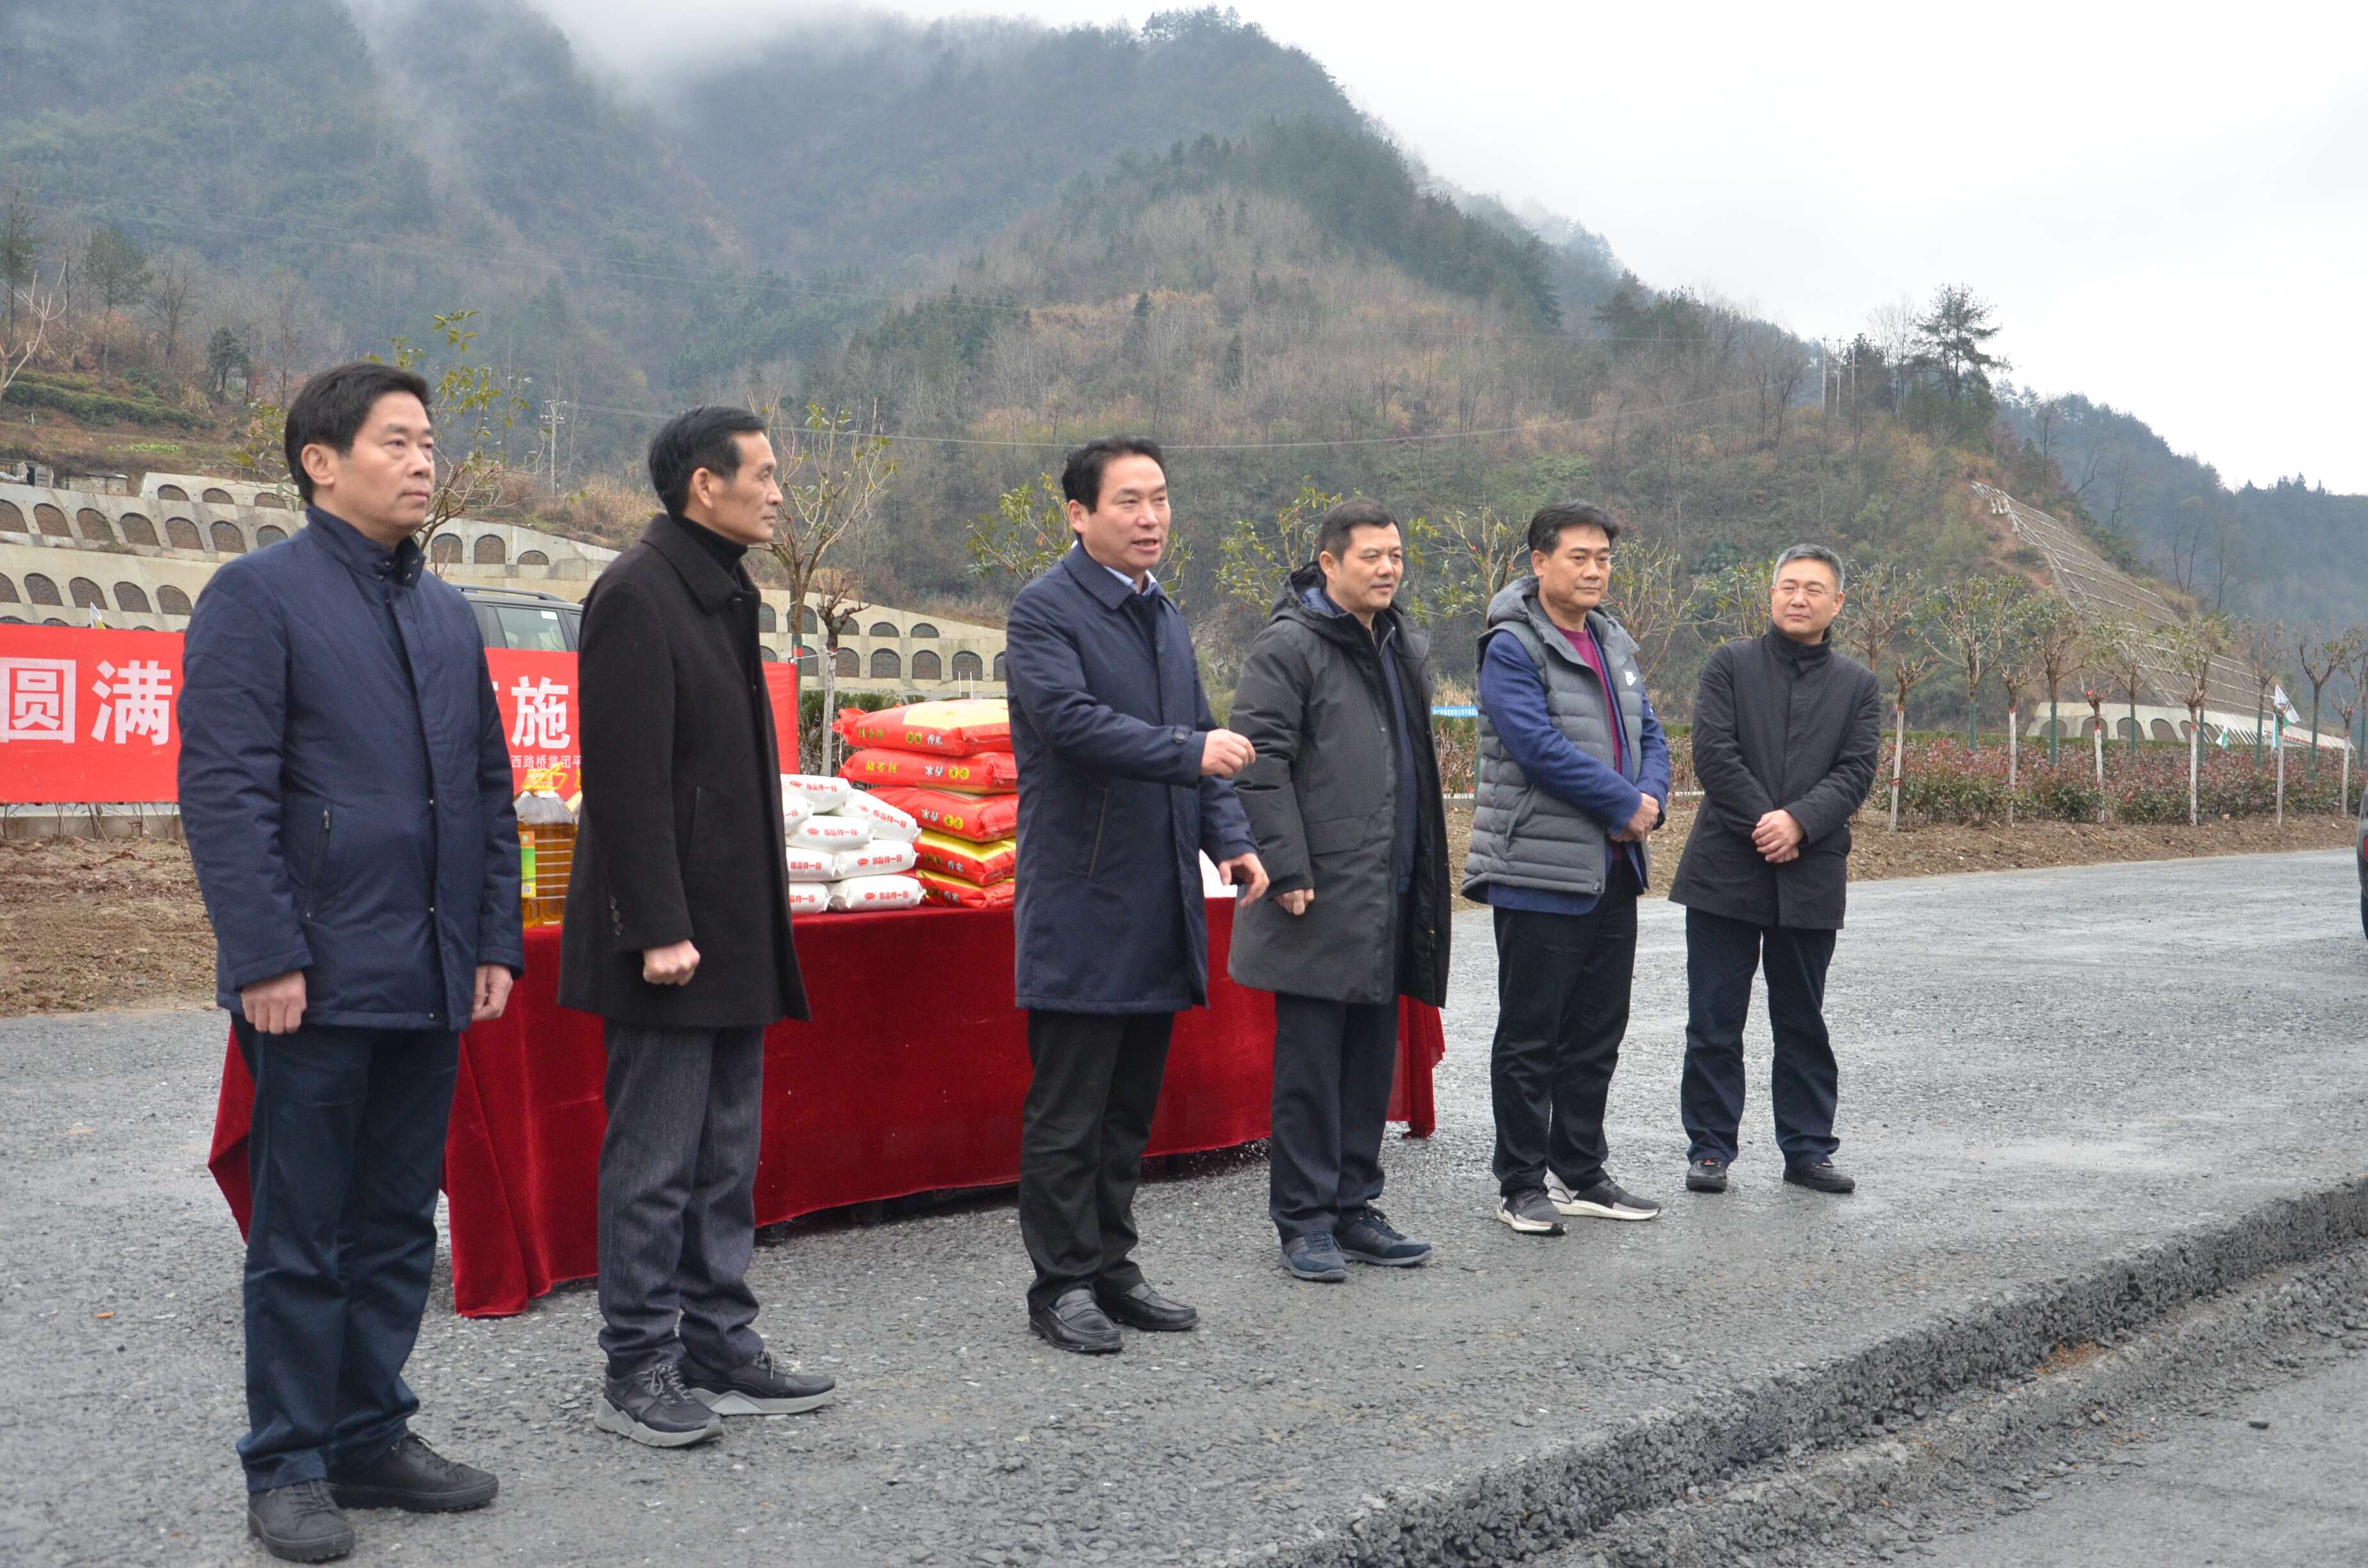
[{"xmin": 209, "ymin": 899, "xmax": 1442, "ymax": 1317}]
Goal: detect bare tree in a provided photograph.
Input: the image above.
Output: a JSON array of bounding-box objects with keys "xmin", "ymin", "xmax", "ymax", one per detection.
[
  {"xmin": 2235, "ymin": 619, "xmax": 2287, "ymax": 766},
  {"xmin": 759, "ymin": 401, "xmax": 900, "ymax": 774},
  {"xmin": 0, "ymin": 268, "xmax": 64, "ymax": 405},
  {"xmin": 1927, "ymin": 575, "xmax": 2028, "ymax": 750},
  {"xmin": 1839, "ymin": 564, "xmax": 1925, "ymax": 698},
  {"xmin": 2086, "ymin": 610, "xmax": 2152, "ymax": 762},
  {"xmin": 1603, "ymin": 535, "xmax": 1691, "ymax": 692},
  {"xmin": 2024, "ymin": 596, "xmax": 2087, "ymax": 767},
  {"xmin": 2163, "ymin": 613, "xmax": 2229, "ymax": 826},
  {"xmin": 1883, "ymin": 608, "xmax": 1947, "ymax": 831},
  {"xmin": 1421, "ymin": 504, "xmax": 1529, "ymax": 622},
  {"xmin": 2295, "ymin": 622, "xmax": 2342, "ymax": 778},
  {"xmin": 147, "ymin": 251, "xmax": 197, "ymax": 366},
  {"xmin": 967, "ymin": 473, "xmax": 1072, "ymax": 588},
  {"xmin": 2332, "ymin": 632, "xmax": 2367, "ymax": 818}
]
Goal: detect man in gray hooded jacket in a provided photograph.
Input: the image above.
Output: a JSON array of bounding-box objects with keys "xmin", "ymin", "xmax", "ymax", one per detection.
[
  {"xmin": 1229, "ymin": 500, "xmax": 1452, "ymax": 1282},
  {"xmin": 1465, "ymin": 502, "xmax": 1671, "ymax": 1237}
]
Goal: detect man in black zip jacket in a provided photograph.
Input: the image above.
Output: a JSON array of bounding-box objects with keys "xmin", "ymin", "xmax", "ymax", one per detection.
[
  {"xmin": 1228, "ymin": 500, "xmax": 1451, "ymax": 1281},
  {"xmin": 1669, "ymin": 544, "xmax": 1882, "ymax": 1196},
  {"xmin": 181, "ymin": 361, "xmax": 522, "ymax": 1562},
  {"xmin": 1003, "ymin": 436, "xmax": 1269, "ymax": 1353}
]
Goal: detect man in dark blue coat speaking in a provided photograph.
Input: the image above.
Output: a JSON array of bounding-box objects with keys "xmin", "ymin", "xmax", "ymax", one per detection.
[
  {"xmin": 181, "ymin": 361, "xmax": 523, "ymax": 1562},
  {"xmin": 1005, "ymin": 436, "xmax": 1268, "ymax": 1353}
]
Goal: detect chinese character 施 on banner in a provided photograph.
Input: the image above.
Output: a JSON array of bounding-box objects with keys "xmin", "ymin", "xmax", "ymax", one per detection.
[{"xmin": 508, "ymin": 675, "xmax": 572, "ymax": 751}]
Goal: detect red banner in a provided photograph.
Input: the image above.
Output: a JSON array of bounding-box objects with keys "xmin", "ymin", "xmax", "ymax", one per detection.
[{"xmin": 0, "ymin": 626, "xmax": 797, "ymax": 804}]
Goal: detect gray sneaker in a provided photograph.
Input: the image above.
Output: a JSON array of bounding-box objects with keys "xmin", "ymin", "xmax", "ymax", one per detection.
[
  {"xmin": 680, "ymin": 1350, "xmax": 834, "ymax": 1416},
  {"xmin": 1281, "ymin": 1231, "xmax": 1349, "ymax": 1282},
  {"xmin": 1548, "ymin": 1172, "xmax": 1663, "ymax": 1221},
  {"xmin": 1495, "ymin": 1187, "xmax": 1566, "ymax": 1236},
  {"xmin": 1336, "ymin": 1206, "xmax": 1433, "ymax": 1267},
  {"xmin": 595, "ymin": 1360, "xmax": 724, "ymax": 1448}
]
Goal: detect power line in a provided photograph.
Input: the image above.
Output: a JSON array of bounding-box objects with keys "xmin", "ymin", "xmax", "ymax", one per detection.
[{"xmin": 561, "ymin": 386, "xmax": 1760, "ymax": 453}]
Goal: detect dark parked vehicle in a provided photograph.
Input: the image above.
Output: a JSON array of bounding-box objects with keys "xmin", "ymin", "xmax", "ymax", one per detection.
[{"xmin": 461, "ymin": 585, "xmax": 580, "ymax": 652}]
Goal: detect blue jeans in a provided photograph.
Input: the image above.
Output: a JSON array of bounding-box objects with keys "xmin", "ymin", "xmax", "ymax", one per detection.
[
  {"xmin": 234, "ymin": 1019, "xmax": 457, "ymax": 1490},
  {"xmin": 1678, "ymin": 908, "xmax": 1840, "ymax": 1168}
]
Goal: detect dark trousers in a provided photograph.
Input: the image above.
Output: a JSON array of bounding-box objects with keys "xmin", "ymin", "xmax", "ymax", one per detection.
[
  {"xmin": 1488, "ymin": 879, "xmax": 1639, "ymax": 1196},
  {"xmin": 1018, "ymin": 1009, "xmax": 1174, "ymax": 1312},
  {"xmin": 233, "ymin": 1019, "xmax": 457, "ymax": 1491},
  {"xmin": 596, "ymin": 1022, "xmax": 766, "ymax": 1378},
  {"xmin": 1679, "ymin": 906, "xmax": 1841, "ymax": 1167},
  {"xmin": 1268, "ymin": 992, "xmax": 1400, "ymax": 1242}
]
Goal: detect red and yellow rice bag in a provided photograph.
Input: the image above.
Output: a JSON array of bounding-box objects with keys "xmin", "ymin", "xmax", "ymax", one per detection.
[
  {"xmin": 916, "ymin": 870, "xmax": 1016, "ymax": 909},
  {"xmin": 839, "ymin": 747, "xmax": 1019, "ymax": 794},
  {"xmin": 911, "ymin": 831, "xmax": 1017, "ymax": 887},
  {"xmin": 866, "ymin": 787, "xmax": 1021, "ymax": 844},
  {"xmin": 834, "ymin": 699, "xmax": 1011, "ymax": 756}
]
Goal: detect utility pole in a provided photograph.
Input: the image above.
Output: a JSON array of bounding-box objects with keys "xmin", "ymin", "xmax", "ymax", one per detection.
[{"xmin": 543, "ymin": 398, "xmax": 566, "ymax": 496}]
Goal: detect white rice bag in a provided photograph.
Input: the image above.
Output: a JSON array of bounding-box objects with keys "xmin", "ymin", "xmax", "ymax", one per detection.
[
  {"xmin": 780, "ymin": 793, "xmax": 814, "ymax": 827},
  {"xmin": 827, "ymin": 874, "xmax": 923, "ymax": 911},
  {"xmin": 828, "ymin": 839, "xmax": 917, "ymax": 878},
  {"xmin": 786, "ymin": 881, "xmax": 830, "ymax": 915},
  {"xmin": 784, "ymin": 845, "xmax": 836, "ymax": 882},
  {"xmin": 837, "ymin": 789, "xmax": 921, "ymax": 843},
  {"xmin": 789, "ymin": 812, "xmax": 872, "ymax": 851},
  {"xmin": 780, "ymin": 773, "xmax": 851, "ymax": 813}
]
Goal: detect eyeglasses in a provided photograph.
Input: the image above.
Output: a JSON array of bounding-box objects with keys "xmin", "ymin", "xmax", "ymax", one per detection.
[{"xmin": 1775, "ymin": 582, "xmax": 1835, "ymax": 601}]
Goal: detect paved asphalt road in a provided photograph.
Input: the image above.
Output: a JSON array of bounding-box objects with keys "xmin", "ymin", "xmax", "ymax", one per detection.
[
  {"xmin": 4, "ymin": 850, "xmax": 2365, "ymax": 1565},
  {"xmin": 1926, "ymin": 1343, "xmax": 2368, "ymax": 1566}
]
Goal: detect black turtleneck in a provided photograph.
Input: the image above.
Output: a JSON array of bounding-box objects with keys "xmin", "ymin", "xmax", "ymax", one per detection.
[
  {"xmin": 1768, "ymin": 626, "xmax": 1834, "ymax": 667},
  {"xmin": 670, "ymin": 510, "xmax": 750, "ymax": 578}
]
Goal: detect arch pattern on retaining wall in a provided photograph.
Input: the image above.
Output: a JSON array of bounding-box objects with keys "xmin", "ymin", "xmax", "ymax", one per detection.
[
  {"xmin": 951, "ymin": 650, "xmax": 982, "ymax": 680},
  {"xmin": 911, "ymin": 649, "xmax": 942, "ymax": 680},
  {"xmin": 252, "ymin": 491, "xmax": 288, "ymax": 510},
  {"xmin": 119, "ymin": 511, "xmax": 158, "ymax": 546},
  {"xmin": 35, "ymin": 503, "xmax": 69, "ymax": 536},
  {"xmin": 870, "ymin": 649, "xmax": 901, "ymax": 678},
  {"xmin": 156, "ymin": 484, "xmax": 189, "ymax": 501},
  {"xmin": 431, "ymin": 535, "xmax": 462, "ymax": 563},
  {"xmin": 201, "ymin": 488, "xmax": 233, "ymax": 505},
  {"xmin": 26, "ymin": 573, "xmax": 60, "ymax": 605},
  {"xmin": 757, "ymin": 603, "xmax": 777, "ymax": 632},
  {"xmin": 113, "ymin": 582, "xmax": 151, "ymax": 613},
  {"xmin": 992, "ymin": 653, "xmax": 1007, "ymax": 682},
  {"xmin": 167, "ymin": 517, "xmax": 201, "ymax": 551},
  {"xmin": 473, "ymin": 534, "xmax": 506, "ymax": 565},
  {"xmin": 0, "ymin": 574, "xmax": 16, "ymax": 603},
  {"xmin": 518, "ymin": 550, "xmax": 548, "ymax": 567},
  {"xmin": 909, "ymin": 622, "xmax": 939, "ymax": 639},
  {"xmin": 0, "ymin": 500, "xmax": 22, "ymax": 532},
  {"xmin": 78, "ymin": 508, "xmax": 115, "ymax": 543},
  {"xmin": 69, "ymin": 577, "xmax": 105, "ymax": 610},
  {"xmin": 834, "ymin": 648, "xmax": 859, "ymax": 677},
  {"xmin": 156, "ymin": 585, "xmax": 193, "ymax": 617},
  {"xmin": 210, "ymin": 521, "xmax": 246, "ymax": 553},
  {"xmin": 256, "ymin": 524, "xmax": 288, "ymax": 546}
]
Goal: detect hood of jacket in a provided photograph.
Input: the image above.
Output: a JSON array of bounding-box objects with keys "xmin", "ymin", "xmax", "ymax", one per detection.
[{"xmin": 1272, "ymin": 559, "xmax": 1430, "ymax": 662}]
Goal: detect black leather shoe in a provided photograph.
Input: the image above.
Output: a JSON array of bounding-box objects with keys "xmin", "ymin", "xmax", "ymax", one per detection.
[
  {"xmin": 247, "ymin": 1479, "xmax": 355, "ymax": 1562},
  {"xmin": 1030, "ymin": 1286, "xmax": 1121, "ymax": 1354},
  {"xmin": 1095, "ymin": 1280, "xmax": 1199, "ymax": 1332},
  {"xmin": 1784, "ymin": 1159, "xmax": 1857, "ymax": 1194},
  {"xmin": 329, "ymin": 1433, "xmax": 497, "ymax": 1512},
  {"xmin": 1686, "ymin": 1157, "xmax": 1730, "ymax": 1193}
]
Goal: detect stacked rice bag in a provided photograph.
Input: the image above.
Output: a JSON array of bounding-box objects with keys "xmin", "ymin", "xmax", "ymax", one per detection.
[
  {"xmin": 777, "ymin": 772, "xmax": 922, "ymax": 913},
  {"xmin": 834, "ymin": 699, "xmax": 1019, "ymax": 909}
]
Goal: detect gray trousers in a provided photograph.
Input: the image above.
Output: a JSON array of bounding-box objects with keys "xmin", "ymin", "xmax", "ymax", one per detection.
[{"xmin": 596, "ymin": 1022, "xmax": 766, "ymax": 1378}]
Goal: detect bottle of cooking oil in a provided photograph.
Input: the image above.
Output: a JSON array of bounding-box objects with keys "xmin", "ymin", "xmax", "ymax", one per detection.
[{"xmin": 514, "ymin": 769, "xmax": 578, "ymax": 927}]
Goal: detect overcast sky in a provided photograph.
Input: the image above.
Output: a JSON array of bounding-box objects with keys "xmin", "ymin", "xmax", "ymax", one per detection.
[{"xmin": 534, "ymin": 1, "xmax": 2368, "ymax": 493}]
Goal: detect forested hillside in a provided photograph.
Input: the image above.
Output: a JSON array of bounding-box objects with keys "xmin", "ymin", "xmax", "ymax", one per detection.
[{"xmin": 0, "ymin": 0, "xmax": 2355, "ymax": 711}]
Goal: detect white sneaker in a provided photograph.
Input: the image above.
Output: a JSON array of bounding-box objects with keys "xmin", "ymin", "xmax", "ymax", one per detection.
[{"xmin": 1547, "ymin": 1172, "xmax": 1663, "ymax": 1221}]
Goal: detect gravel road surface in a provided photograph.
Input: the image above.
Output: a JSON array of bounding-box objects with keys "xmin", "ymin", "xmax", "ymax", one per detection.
[{"xmin": 5, "ymin": 849, "xmax": 2364, "ymax": 1566}]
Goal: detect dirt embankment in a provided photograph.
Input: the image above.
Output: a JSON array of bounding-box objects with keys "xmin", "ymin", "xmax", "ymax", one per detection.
[{"xmin": 1, "ymin": 810, "xmax": 2358, "ymax": 1017}]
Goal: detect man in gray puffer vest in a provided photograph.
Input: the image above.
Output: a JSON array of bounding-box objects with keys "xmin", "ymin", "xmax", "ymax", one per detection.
[
  {"xmin": 1465, "ymin": 502, "xmax": 1672, "ymax": 1237},
  {"xmin": 1229, "ymin": 500, "xmax": 1452, "ymax": 1283}
]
